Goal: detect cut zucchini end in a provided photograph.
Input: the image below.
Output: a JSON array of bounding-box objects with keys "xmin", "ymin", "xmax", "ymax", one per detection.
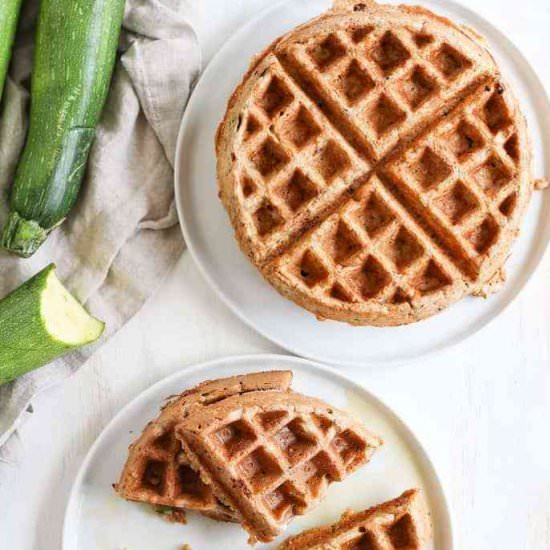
[
  {"xmin": 0, "ymin": 211, "xmax": 49, "ymax": 258},
  {"xmin": 41, "ymin": 268, "xmax": 105, "ymax": 347}
]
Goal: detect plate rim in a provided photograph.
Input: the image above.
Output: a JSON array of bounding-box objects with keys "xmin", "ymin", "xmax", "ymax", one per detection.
[
  {"xmin": 174, "ymin": 0, "xmax": 550, "ymax": 367},
  {"xmin": 62, "ymin": 353, "xmax": 455, "ymax": 550}
]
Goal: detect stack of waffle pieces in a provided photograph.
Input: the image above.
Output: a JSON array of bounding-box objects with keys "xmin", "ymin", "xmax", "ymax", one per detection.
[
  {"xmin": 115, "ymin": 371, "xmax": 382, "ymax": 543},
  {"xmin": 216, "ymin": 0, "xmax": 533, "ymax": 326}
]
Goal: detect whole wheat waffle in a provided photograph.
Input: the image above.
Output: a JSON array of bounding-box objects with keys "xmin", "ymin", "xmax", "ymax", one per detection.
[
  {"xmin": 114, "ymin": 371, "xmax": 293, "ymax": 522},
  {"xmin": 279, "ymin": 489, "xmax": 431, "ymax": 549},
  {"xmin": 216, "ymin": 0, "xmax": 532, "ymax": 326},
  {"xmin": 175, "ymin": 390, "xmax": 382, "ymax": 542}
]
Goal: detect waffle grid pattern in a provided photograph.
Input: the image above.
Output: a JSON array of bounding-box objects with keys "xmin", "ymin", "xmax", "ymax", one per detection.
[
  {"xmin": 123, "ymin": 422, "xmax": 219, "ymax": 510},
  {"xmin": 203, "ymin": 409, "xmax": 366, "ymax": 519},
  {"xmin": 275, "ymin": 175, "xmax": 465, "ymax": 308},
  {"xmin": 331, "ymin": 511, "xmax": 421, "ymax": 550},
  {"xmin": 179, "ymin": 397, "xmax": 379, "ymax": 541},
  {"xmin": 219, "ymin": 2, "xmax": 528, "ymax": 324},
  {"xmin": 116, "ymin": 372, "xmax": 294, "ymax": 520},
  {"xmin": 283, "ymin": 22, "xmax": 482, "ymax": 160},
  {"xmin": 385, "ymin": 82, "xmax": 520, "ymax": 275},
  {"xmin": 235, "ymin": 60, "xmax": 370, "ymax": 262},
  {"xmin": 280, "ymin": 489, "xmax": 429, "ymax": 550},
  {"xmin": 302, "ymin": 511, "xmax": 422, "ymax": 550},
  {"xmin": 277, "ymin": 80, "xmax": 520, "ymax": 307}
]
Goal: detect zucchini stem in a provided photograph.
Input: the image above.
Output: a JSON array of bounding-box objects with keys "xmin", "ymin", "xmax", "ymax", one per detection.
[{"xmin": 1, "ymin": 211, "xmax": 49, "ymax": 258}]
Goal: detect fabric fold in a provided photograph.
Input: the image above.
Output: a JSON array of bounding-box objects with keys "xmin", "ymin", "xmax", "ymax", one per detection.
[{"xmin": 0, "ymin": 0, "xmax": 201, "ymax": 455}]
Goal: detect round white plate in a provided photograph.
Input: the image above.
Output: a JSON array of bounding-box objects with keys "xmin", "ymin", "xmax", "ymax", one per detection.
[
  {"xmin": 63, "ymin": 355, "xmax": 453, "ymax": 550},
  {"xmin": 175, "ymin": 0, "xmax": 550, "ymax": 366}
]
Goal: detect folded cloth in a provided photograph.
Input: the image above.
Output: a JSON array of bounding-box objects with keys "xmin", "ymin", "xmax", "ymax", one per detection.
[{"xmin": 0, "ymin": 0, "xmax": 201, "ymax": 455}]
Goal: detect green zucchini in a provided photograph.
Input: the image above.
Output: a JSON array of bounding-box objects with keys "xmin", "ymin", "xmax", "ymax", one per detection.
[
  {"xmin": 0, "ymin": 264, "xmax": 104, "ymax": 385},
  {"xmin": 0, "ymin": 0, "xmax": 126, "ymax": 258},
  {"xmin": 0, "ymin": 0, "xmax": 23, "ymax": 101}
]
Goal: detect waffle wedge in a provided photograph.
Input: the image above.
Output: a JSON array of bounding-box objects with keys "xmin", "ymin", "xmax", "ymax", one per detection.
[
  {"xmin": 114, "ymin": 371, "xmax": 293, "ymax": 522},
  {"xmin": 279, "ymin": 489, "xmax": 431, "ymax": 549},
  {"xmin": 175, "ymin": 390, "xmax": 382, "ymax": 542},
  {"xmin": 216, "ymin": 0, "xmax": 532, "ymax": 326}
]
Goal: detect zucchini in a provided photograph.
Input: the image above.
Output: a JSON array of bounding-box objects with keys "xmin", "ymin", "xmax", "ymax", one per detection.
[
  {"xmin": 0, "ymin": 0, "xmax": 23, "ymax": 101},
  {"xmin": 0, "ymin": 264, "xmax": 104, "ymax": 385},
  {"xmin": 0, "ymin": 0, "xmax": 126, "ymax": 257}
]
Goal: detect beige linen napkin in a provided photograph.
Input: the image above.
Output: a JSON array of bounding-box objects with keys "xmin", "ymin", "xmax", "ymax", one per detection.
[{"xmin": 0, "ymin": 0, "xmax": 201, "ymax": 453}]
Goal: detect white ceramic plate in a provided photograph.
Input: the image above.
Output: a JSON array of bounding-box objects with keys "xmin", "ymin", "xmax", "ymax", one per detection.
[
  {"xmin": 63, "ymin": 355, "xmax": 453, "ymax": 550},
  {"xmin": 175, "ymin": 0, "xmax": 550, "ymax": 366}
]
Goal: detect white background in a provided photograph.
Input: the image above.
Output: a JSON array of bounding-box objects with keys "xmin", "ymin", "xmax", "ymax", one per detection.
[{"xmin": 2, "ymin": 0, "xmax": 550, "ymax": 548}]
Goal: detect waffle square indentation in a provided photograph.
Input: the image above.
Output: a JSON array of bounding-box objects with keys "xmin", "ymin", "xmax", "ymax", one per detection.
[
  {"xmin": 432, "ymin": 44, "xmax": 471, "ymax": 79},
  {"xmin": 373, "ymin": 31, "xmax": 411, "ymax": 75},
  {"xmin": 400, "ymin": 66, "xmax": 438, "ymax": 110},
  {"xmin": 274, "ymin": 418, "xmax": 318, "ymax": 465},
  {"xmin": 341, "ymin": 59, "xmax": 375, "ymax": 105},
  {"xmin": 214, "ymin": 419, "xmax": 257, "ymax": 457},
  {"xmin": 277, "ymin": 170, "xmax": 319, "ymax": 212},
  {"xmin": 309, "ymin": 34, "xmax": 347, "ymax": 70},
  {"xmin": 258, "ymin": 75, "xmax": 294, "ymax": 116},
  {"xmin": 435, "ymin": 180, "xmax": 479, "ymax": 225},
  {"xmin": 239, "ymin": 447, "xmax": 284, "ymax": 491},
  {"xmin": 298, "ymin": 250, "xmax": 330, "ymax": 287}
]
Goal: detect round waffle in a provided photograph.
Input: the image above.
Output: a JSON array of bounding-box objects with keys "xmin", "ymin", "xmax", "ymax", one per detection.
[{"xmin": 216, "ymin": 0, "xmax": 532, "ymax": 326}]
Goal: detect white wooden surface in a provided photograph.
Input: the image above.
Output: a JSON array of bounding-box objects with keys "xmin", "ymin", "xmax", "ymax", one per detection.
[{"xmin": 2, "ymin": 1, "xmax": 550, "ymax": 548}]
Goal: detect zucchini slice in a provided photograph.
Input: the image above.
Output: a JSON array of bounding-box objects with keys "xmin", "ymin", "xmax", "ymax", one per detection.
[
  {"xmin": 0, "ymin": 264, "xmax": 104, "ymax": 385},
  {"xmin": 1, "ymin": 0, "xmax": 126, "ymax": 257}
]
